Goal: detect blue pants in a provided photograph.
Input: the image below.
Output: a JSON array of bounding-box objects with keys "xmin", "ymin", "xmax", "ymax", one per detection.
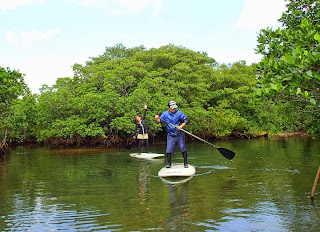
[{"xmin": 166, "ymin": 133, "xmax": 187, "ymax": 153}]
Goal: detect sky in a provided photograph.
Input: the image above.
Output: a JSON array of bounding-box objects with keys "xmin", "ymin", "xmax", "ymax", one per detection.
[{"xmin": 0, "ymin": 0, "xmax": 287, "ymax": 93}]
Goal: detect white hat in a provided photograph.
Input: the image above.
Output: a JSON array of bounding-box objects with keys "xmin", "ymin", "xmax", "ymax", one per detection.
[{"xmin": 168, "ymin": 100, "xmax": 178, "ymax": 109}]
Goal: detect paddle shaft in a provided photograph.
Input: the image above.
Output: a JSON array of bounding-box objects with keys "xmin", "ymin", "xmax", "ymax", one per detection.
[
  {"xmin": 311, "ymin": 165, "xmax": 320, "ymax": 201},
  {"xmin": 161, "ymin": 119, "xmax": 216, "ymax": 147},
  {"xmin": 160, "ymin": 118, "xmax": 235, "ymax": 160}
]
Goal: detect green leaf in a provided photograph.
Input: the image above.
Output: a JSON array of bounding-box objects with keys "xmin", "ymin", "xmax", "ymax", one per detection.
[
  {"xmin": 306, "ymin": 70, "xmax": 313, "ymax": 77},
  {"xmin": 270, "ymin": 83, "xmax": 276, "ymax": 90},
  {"xmin": 284, "ymin": 54, "xmax": 294, "ymax": 64},
  {"xmin": 314, "ymin": 34, "xmax": 320, "ymax": 42},
  {"xmin": 310, "ymin": 98, "xmax": 316, "ymax": 105},
  {"xmin": 296, "ymin": 88, "xmax": 301, "ymax": 95}
]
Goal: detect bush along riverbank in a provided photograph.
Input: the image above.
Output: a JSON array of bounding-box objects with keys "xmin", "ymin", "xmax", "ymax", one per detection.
[
  {"xmin": 1, "ymin": 44, "xmax": 315, "ymax": 152},
  {"xmin": 9, "ymin": 129, "xmax": 311, "ymax": 150},
  {"xmin": 0, "ymin": 141, "xmax": 9, "ymax": 156},
  {"xmin": 2, "ymin": 1, "xmax": 320, "ymax": 153}
]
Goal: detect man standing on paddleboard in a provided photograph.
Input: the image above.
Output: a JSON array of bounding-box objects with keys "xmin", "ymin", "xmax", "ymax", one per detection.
[{"xmin": 155, "ymin": 100, "xmax": 189, "ymax": 168}]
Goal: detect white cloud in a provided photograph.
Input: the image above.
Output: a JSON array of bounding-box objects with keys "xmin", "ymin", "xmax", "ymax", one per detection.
[
  {"xmin": 66, "ymin": 0, "xmax": 163, "ymax": 15},
  {"xmin": 236, "ymin": 0, "xmax": 287, "ymax": 29},
  {"xmin": 145, "ymin": 42, "xmax": 167, "ymax": 49},
  {"xmin": 214, "ymin": 50, "xmax": 263, "ymax": 65},
  {"xmin": 6, "ymin": 29, "xmax": 60, "ymax": 48},
  {"xmin": 0, "ymin": 0, "xmax": 46, "ymax": 10},
  {"xmin": 5, "ymin": 31, "xmax": 19, "ymax": 45},
  {"xmin": 1, "ymin": 52, "xmax": 92, "ymax": 93},
  {"xmin": 19, "ymin": 55, "xmax": 77, "ymax": 93}
]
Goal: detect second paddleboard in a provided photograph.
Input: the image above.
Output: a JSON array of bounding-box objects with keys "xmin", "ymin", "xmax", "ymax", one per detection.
[{"xmin": 130, "ymin": 153, "xmax": 164, "ymax": 159}]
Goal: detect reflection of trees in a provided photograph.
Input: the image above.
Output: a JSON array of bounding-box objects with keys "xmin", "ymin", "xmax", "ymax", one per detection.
[
  {"xmin": 0, "ymin": 148, "xmax": 122, "ymax": 231},
  {"xmin": 0, "ymin": 154, "xmax": 10, "ymax": 191},
  {"xmin": 165, "ymin": 182, "xmax": 191, "ymax": 231},
  {"xmin": 2, "ymin": 138, "xmax": 320, "ymax": 231}
]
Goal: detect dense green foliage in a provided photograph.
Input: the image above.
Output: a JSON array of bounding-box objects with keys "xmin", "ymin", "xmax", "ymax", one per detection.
[
  {"xmin": 0, "ymin": 67, "xmax": 30, "ymax": 153},
  {"xmin": 256, "ymin": 0, "xmax": 320, "ymax": 135},
  {"xmin": 2, "ymin": 42, "xmax": 305, "ymax": 147},
  {"xmin": 30, "ymin": 44, "xmax": 300, "ymax": 146},
  {"xmin": 5, "ymin": 0, "xmax": 320, "ymax": 147},
  {"xmin": 35, "ymin": 44, "xmax": 258, "ymax": 144}
]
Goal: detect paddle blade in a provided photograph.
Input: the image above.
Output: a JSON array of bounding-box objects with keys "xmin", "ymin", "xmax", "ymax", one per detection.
[
  {"xmin": 125, "ymin": 143, "xmax": 132, "ymax": 150},
  {"xmin": 216, "ymin": 147, "xmax": 235, "ymax": 160}
]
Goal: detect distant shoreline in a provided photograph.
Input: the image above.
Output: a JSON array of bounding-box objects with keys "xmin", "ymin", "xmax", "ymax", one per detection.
[{"xmin": 5, "ymin": 131, "xmax": 312, "ymax": 151}]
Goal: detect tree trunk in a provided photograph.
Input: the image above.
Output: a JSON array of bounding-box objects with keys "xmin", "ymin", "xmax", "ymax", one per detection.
[{"xmin": 0, "ymin": 127, "xmax": 9, "ymax": 156}]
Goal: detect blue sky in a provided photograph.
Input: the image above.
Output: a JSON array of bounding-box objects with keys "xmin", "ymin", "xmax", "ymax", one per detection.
[{"xmin": 0, "ymin": 0, "xmax": 287, "ymax": 93}]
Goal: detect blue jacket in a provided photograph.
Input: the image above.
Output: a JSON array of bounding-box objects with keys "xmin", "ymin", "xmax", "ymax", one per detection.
[{"xmin": 160, "ymin": 109, "xmax": 188, "ymax": 136}]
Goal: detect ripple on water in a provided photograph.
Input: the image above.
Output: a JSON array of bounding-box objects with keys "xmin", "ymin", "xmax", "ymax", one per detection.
[{"xmin": 2, "ymin": 204, "xmax": 121, "ymax": 231}]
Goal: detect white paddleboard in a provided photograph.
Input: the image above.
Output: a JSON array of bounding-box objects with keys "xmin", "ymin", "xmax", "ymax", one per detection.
[
  {"xmin": 130, "ymin": 153, "xmax": 164, "ymax": 159},
  {"xmin": 160, "ymin": 176, "xmax": 193, "ymax": 184},
  {"xmin": 158, "ymin": 163, "xmax": 196, "ymax": 177}
]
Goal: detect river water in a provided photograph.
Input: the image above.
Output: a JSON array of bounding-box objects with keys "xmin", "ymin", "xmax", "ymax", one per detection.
[{"xmin": 0, "ymin": 136, "xmax": 319, "ymax": 231}]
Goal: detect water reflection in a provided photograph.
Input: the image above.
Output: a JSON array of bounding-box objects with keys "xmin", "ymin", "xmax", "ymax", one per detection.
[
  {"xmin": 312, "ymin": 204, "xmax": 320, "ymax": 225},
  {"xmin": 136, "ymin": 157, "xmax": 194, "ymax": 231},
  {"xmin": 160, "ymin": 176, "xmax": 193, "ymax": 185},
  {"xmin": 1, "ymin": 137, "xmax": 320, "ymax": 231},
  {"xmin": 137, "ymin": 160, "xmax": 152, "ymax": 203},
  {"xmin": 1, "ymin": 193, "xmax": 118, "ymax": 231},
  {"xmin": 165, "ymin": 181, "xmax": 191, "ymax": 231},
  {"xmin": 0, "ymin": 156, "xmax": 8, "ymax": 192}
]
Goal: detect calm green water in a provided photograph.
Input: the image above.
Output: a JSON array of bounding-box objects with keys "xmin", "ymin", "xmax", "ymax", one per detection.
[{"xmin": 0, "ymin": 136, "xmax": 320, "ymax": 231}]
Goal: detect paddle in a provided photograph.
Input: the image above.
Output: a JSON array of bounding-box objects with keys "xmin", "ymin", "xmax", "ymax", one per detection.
[
  {"xmin": 125, "ymin": 138, "xmax": 136, "ymax": 149},
  {"xmin": 125, "ymin": 141, "xmax": 133, "ymax": 149},
  {"xmin": 161, "ymin": 119, "xmax": 235, "ymax": 160}
]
